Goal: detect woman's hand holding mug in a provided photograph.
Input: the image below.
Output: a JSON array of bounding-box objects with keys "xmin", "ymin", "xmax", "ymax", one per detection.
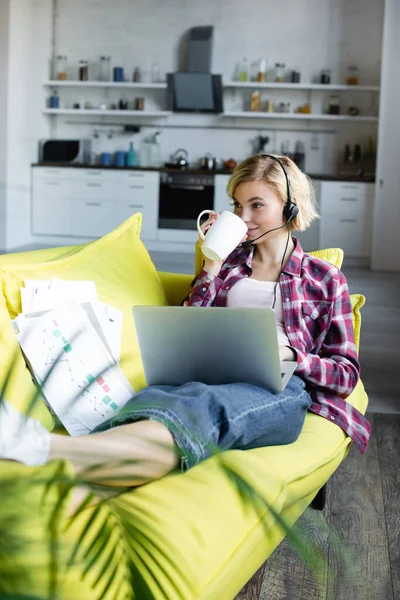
[{"xmin": 197, "ymin": 209, "xmax": 248, "ymax": 276}]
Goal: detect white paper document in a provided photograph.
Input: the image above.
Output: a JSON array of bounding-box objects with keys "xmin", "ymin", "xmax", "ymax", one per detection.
[
  {"xmin": 17, "ymin": 303, "xmax": 134, "ymax": 435},
  {"xmin": 14, "ymin": 279, "xmax": 131, "ymax": 436},
  {"xmin": 22, "ymin": 278, "xmax": 98, "ymax": 313}
]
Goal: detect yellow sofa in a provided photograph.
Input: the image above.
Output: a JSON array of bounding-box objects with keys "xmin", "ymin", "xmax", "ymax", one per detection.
[{"xmin": 0, "ymin": 214, "xmax": 368, "ymax": 599}]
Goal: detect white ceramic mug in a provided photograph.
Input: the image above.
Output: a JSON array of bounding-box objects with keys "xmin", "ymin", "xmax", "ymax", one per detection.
[{"xmin": 196, "ymin": 209, "xmax": 248, "ymax": 262}]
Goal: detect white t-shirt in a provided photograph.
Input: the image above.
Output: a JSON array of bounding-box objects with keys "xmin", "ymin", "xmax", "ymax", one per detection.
[{"xmin": 227, "ymin": 278, "xmax": 291, "ymax": 346}]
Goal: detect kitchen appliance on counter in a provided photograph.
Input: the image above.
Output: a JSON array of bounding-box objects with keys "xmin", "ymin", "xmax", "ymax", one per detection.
[
  {"xmin": 165, "ymin": 148, "xmax": 189, "ymax": 169},
  {"xmin": 159, "ymin": 171, "xmax": 214, "ymax": 231},
  {"xmin": 39, "ymin": 139, "xmax": 92, "ymax": 163},
  {"xmin": 338, "ymin": 142, "xmax": 376, "ymax": 177},
  {"xmin": 199, "ymin": 154, "xmax": 224, "ymax": 171}
]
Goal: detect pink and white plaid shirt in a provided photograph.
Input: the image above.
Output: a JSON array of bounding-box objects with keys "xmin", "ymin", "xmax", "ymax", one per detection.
[{"xmin": 183, "ymin": 237, "xmax": 370, "ymax": 454}]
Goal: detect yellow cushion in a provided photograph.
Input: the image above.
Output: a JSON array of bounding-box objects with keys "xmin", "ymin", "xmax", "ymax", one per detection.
[{"xmin": 0, "ymin": 213, "xmax": 168, "ymax": 426}]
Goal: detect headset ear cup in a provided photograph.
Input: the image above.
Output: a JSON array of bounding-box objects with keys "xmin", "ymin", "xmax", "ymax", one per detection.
[{"xmin": 284, "ymin": 202, "xmax": 299, "ymax": 223}]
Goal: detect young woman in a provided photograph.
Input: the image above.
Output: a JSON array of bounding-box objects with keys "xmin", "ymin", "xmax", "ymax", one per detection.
[{"xmin": 0, "ymin": 154, "xmax": 370, "ymax": 498}]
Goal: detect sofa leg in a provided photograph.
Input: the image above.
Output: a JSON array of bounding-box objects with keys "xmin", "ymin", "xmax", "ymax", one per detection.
[{"xmin": 311, "ymin": 484, "xmax": 327, "ymax": 510}]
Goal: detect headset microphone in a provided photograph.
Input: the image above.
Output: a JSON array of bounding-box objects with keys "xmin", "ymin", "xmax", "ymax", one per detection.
[{"xmin": 241, "ymin": 222, "xmax": 288, "ymax": 247}]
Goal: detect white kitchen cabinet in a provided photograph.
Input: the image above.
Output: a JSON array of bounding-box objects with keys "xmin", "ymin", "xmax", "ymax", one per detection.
[
  {"xmin": 32, "ymin": 195, "xmax": 72, "ymax": 236},
  {"xmin": 70, "ymin": 198, "xmax": 115, "ymax": 238},
  {"xmin": 318, "ymin": 181, "xmax": 374, "ymax": 259},
  {"xmin": 31, "ymin": 167, "xmax": 159, "ymax": 241},
  {"xmin": 114, "ymin": 182, "xmax": 159, "ymax": 241}
]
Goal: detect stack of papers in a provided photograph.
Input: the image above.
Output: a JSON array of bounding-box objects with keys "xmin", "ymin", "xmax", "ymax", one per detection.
[{"xmin": 12, "ymin": 278, "xmax": 135, "ymax": 436}]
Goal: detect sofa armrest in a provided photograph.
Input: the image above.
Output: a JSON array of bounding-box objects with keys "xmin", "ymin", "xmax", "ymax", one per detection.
[{"xmin": 158, "ymin": 271, "xmax": 193, "ymax": 306}]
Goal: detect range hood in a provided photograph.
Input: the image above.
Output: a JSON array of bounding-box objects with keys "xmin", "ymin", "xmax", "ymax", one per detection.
[{"xmin": 167, "ymin": 26, "xmax": 223, "ymax": 114}]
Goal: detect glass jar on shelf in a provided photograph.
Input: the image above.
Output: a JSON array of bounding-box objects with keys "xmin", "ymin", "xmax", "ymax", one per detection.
[
  {"xmin": 55, "ymin": 55, "xmax": 68, "ymax": 80},
  {"xmin": 320, "ymin": 69, "xmax": 331, "ymax": 84},
  {"xmin": 274, "ymin": 63, "xmax": 285, "ymax": 83},
  {"xmin": 79, "ymin": 60, "xmax": 89, "ymax": 81},
  {"xmin": 99, "ymin": 55, "xmax": 111, "ymax": 81},
  {"xmin": 328, "ymin": 94, "xmax": 340, "ymax": 115},
  {"xmin": 151, "ymin": 62, "xmax": 160, "ymax": 83},
  {"xmin": 346, "ymin": 65, "xmax": 359, "ymax": 85}
]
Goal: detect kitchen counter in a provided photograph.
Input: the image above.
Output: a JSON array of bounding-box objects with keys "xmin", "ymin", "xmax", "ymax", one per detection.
[
  {"xmin": 307, "ymin": 172, "xmax": 376, "ymax": 183},
  {"xmin": 31, "ymin": 163, "xmax": 376, "ymax": 183},
  {"xmin": 31, "ymin": 163, "xmax": 234, "ymax": 176}
]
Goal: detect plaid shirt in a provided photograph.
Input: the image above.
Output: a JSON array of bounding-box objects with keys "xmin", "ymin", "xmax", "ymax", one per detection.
[{"xmin": 183, "ymin": 237, "xmax": 370, "ymax": 454}]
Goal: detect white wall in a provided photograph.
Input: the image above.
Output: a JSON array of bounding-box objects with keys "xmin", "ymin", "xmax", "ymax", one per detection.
[
  {"xmin": 50, "ymin": 0, "xmax": 382, "ymax": 170},
  {"xmin": 371, "ymin": 0, "xmax": 400, "ymax": 272},
  {"xmin": 0, "ymin": 0, "xmax": 10, "ymax": 251},
  {"xmin": 5, "ymin": 0, "xmax": 52, "ymax": 251},
  {"xmin": 4, "ymin": 0, "xmax": 384, "ymax": 251}
]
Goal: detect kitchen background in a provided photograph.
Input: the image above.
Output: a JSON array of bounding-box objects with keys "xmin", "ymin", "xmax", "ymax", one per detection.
[{"xmin": 1, "ymin": 0, "xmax": 397, "ymax": 270}]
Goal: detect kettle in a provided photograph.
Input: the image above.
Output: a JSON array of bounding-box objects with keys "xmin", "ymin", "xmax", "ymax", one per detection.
[{"xmin": 171, "ymin": 148, "xmax": 189, "ymax": 168}]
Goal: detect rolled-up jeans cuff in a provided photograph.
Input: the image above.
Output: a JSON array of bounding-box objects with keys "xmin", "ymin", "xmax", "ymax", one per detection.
[{"xmin": 97, "ymin": 407, "xmax": 206, "ymax": 472}]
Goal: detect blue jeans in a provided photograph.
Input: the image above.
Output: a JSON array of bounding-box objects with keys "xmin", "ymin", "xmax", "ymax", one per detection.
[{"xmin": 95, "ymin": 375, "xmax": 312, "ymax": 471}]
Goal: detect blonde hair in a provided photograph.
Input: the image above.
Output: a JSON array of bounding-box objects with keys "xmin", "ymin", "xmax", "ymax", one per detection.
[{"xmin": 226, "ymin": 154, "xmax": 319, "ymax": 231}]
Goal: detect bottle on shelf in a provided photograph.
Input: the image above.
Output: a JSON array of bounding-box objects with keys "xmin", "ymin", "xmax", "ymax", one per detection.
[
  {"xmin": 79, "ymin": 60, "xmax": 89, "ymax": 81},
  {"xmin": 127, "ymin": 142, "xmax": 137, "ymax": 167},
  {"xmin": 251, "ymin": 91, "xmax": 260, "ymax": 111},
  {"xmin": 239, "ymin": 58, "xmax": 249, "ymax": 82},
  {"xmin": 48, "ymin": 89, "xmax": 60, "ymax": 108},
  {"xmin": 99, "ymin": 55, "xmax": 111, "ymax": 81},
  {"xmin": 151, "ymin": 62, "xmax": 160, "ymax": 83},
  {"xmin": 257, "ymin": 58, "xmax": 267, "ymax": 82},
  {"xmin": 133, "ymin": 67, "xmax": 141, "ymax": 82}
]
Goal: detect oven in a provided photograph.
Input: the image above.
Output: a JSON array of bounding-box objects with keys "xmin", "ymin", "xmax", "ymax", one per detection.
[{"xmin": 158, "ymin": 172, "xmax": 215, "ymax": 240}]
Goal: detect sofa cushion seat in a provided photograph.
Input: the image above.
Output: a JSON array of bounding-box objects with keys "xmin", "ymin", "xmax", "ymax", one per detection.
[{"xmin": 0, "ymin": 229, "xmax": 369, "ymax": 599}]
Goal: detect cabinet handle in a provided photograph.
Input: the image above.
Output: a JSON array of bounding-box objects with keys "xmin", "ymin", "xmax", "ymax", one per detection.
[
  {"xmin": 128, "ymin": 173, "xmax": 144, "ymax": 177},
  {"xmin": 129, "ymin": 184, "xmax": 145, "ymax": 189},
  {"xmin": 85, "ymin": 202, "xmax": 101, "ymax": 207},
  {"xmin": 340, "ymin": 218, "xmax": 357, "ymax": 222},
  {"xmin": 86, "ymin": 182, "xmax": 102, "ymax": 187},
  {"xmin": 45, "ymin": 170, "xmax": 61, "ymax": 174},
  {"xmin": 128, "ymin": 204, "xmax": 143, "ymax": 208},
  {"xmin": 340, "ymin": 185, "xmax": 358, "ymax": 190},
  {"xmin": 86, "ymin": 171, "xmax": 102, "ymax": 176},
  {"xmin": 45, "ymin": 181, "xmax": 60, "ymax": 186},
  {"xmin": 340, "ymin": 197, "xmax": 358, "ymax": 202}
]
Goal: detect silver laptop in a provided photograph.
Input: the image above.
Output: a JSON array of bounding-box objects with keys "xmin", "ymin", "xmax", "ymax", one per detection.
[{"xmin": 132, "ymin": 306, "xmax": 297, "ymax": 393}]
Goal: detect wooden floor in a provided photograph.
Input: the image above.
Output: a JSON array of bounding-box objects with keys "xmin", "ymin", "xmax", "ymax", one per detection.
[{"xmin": 235, "ymin": 413, "xmax": 400, "ymax": 600}]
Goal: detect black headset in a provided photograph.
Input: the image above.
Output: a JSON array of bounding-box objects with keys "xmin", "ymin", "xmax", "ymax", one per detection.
[{"xmin": 242, "ymin": 154, "xmax": 299, "ymax": 248}]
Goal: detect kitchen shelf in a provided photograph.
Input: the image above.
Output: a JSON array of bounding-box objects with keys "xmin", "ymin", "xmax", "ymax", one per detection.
[
  {"xmin": 43, "ymin": 80, "xmax": 167, "ymax": 89},
  {"xmin": 222, "ymin": 111, "xmax": 379, "ymax": 122},
  {"xmin": 223, "ymin": 82, "xmax": 380, "ymax": 92},
  {"xmin": 42, "ymin": 108, "xmax": 171, "ymax": 117}
]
